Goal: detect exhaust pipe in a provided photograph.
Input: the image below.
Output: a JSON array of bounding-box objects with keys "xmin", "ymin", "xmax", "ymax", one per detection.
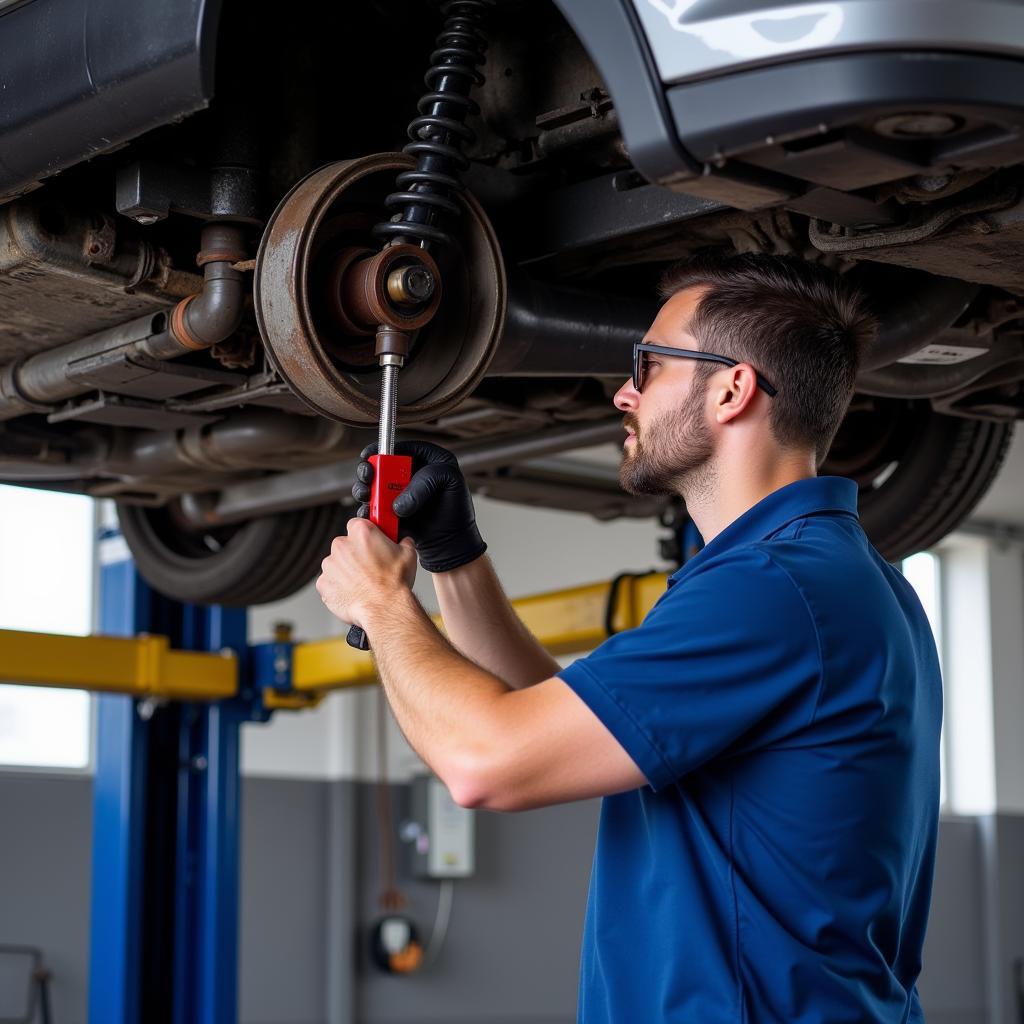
[
  {"xmin": 487, "ymin": 272, "xmax": 655, "ymax": 378},
  {"xmin": 178, "ymin": 418, "xmax": 626, "ymax": 527},
  {"xmin": 857, "ymin": 267, "xmax": 978, "ymax": 373},
  {"xmin": 0, "ymin": 224, "xmax": 246, "ymax": 420}
]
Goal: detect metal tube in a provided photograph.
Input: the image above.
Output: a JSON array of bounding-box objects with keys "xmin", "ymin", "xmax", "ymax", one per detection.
[
  {"xmin": 165, "ymin": 224, "xmax": 246, "ymax": 352},
  {"xmin": 0, "ymin": 224, "xmax": 248, "ymax": 419},
  {"xmin": 0, "ymin": 311, "xmax": 171, "ymax": 419},
  {"xmin": 457, "ymin": 419, "xmax": 623, "ymax": 470},
  {"xmin": 180, "ymin": 418, "xmax": 625, "ymax": 527},
  {"xmin": 856, "ymin": 337, "xmax": 1024, "ymax": 398},
  {"xmin": 378, "ymin": 358, "xmax": 401, "ymax": 456},
  {"xmin": 858, "ymin": 268, "xmax": 979, "ymax": 372},
  {"xmin": 104, "ymin": 409, "xmax": 353, "ymax": 478},
  {"xmin": 0, "ymin": 421, "xmax": 106, "ymax": 479},
  {"xmin": 487, "ymin": 273, "xmax": 655, "ymax": 378},
  {"xmin": 487, "ymin": 268, "xmax": 981, "ymax": 380}
]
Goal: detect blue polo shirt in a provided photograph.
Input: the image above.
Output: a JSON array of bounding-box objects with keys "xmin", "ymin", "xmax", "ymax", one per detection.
[{"xmin": 558, "ymin": 476, "xmax": 942, "ymax": 1024}]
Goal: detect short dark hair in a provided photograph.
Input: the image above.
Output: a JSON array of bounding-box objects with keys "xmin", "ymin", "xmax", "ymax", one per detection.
[{"xmin": 658, "ymin": 252, "xmax": 876, "ymax": 459}]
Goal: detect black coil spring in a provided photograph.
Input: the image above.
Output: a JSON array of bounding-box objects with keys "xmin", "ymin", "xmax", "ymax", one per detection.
[{"xmin": 373, "ymin": 0, "xmax": 490, "ymax": 252}]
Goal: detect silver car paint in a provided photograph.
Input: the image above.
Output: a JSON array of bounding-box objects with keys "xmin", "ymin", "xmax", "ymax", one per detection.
[{"xmin": 632, "ymin": 0, "xmax": 1024, "ymax": 84}]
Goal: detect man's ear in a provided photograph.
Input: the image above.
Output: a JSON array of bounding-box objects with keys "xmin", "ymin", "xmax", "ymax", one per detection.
[{"xmin": 714, "ymin": 364, "xmax": 760, "ymax": 425}]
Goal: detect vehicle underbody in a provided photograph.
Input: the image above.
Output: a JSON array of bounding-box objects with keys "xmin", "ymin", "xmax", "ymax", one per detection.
[{"xmin": 0, "ymin": 0, "xmax": 1019, "ymax": 603}]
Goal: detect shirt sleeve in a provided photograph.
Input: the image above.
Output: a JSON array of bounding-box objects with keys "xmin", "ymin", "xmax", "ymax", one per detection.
[{"xmin": 557, "ymin": 545, "xmax": 823, "ymax": 790}]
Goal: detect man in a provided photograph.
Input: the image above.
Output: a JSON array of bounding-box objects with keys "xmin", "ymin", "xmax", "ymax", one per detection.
[{"xmin": 317, "ymin": 253, "xmax": 943, "ymax": 1023}]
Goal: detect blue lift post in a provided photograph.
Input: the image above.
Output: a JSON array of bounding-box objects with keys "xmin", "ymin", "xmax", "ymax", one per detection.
[{"xmin": 89, "ymin": 531, "xmax": 269, "ymax": 1024}]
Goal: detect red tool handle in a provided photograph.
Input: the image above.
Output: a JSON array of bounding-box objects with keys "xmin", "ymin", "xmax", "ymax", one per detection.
[
  {"xmin": 368, "ymin": 454, "xmax": 413, "ymax": 541},
  {"xmin": 347, "ymin": 454, "xmax": 412, "ymax": 651}
]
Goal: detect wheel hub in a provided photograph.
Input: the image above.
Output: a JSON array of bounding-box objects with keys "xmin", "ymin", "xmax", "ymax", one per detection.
[{"xmin": 254, "ymin": 154, "xmax": 506, "ymax": 425}]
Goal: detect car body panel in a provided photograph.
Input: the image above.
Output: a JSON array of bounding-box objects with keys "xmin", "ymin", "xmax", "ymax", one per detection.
[
  {"xmin": 665, "ymin": 50, "xmax": 1024, "ymax": 168},
  {"xmin": 553, "ymin": 0, "xmax": 700, "ymax": 186},
  {"xmin": 632, "ymin": 0, "xmax": 1024, "ymax": 84},
  {"xmin": 0, "ymin": 0, "xmax": 220, "ymax": 202}
]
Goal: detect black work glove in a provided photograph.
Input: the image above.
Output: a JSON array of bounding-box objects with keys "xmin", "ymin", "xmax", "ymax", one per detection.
[{"xmin": 352, "ymin": 440, "xmax": 487, "ymax": 573}]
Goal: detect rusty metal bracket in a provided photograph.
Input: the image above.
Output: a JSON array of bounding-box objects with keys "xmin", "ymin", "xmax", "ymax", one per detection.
[{"xmin": 115, "ymin": 160, "xmax": 262, "ymax": 225}]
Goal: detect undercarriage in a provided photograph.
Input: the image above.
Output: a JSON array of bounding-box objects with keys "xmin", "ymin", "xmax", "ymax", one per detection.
[{"xmin": 0, "ymin": 0, "xmax": 1018, "ymax": 603}]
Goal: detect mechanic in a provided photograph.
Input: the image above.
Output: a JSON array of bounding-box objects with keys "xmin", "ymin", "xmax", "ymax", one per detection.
[{"xmin": 317, "ymin": 252, "xmax": 942, "ymax": 1024}]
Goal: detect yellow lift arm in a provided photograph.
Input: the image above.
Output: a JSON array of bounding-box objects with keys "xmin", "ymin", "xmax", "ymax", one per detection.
[
  {"xmin": 0, "ymin": 629, "xmax": 237, "ymax": 701},
  {"xmin": 0, "ymin": 572, "xmax": 668, "ymax": 704},
  {"xmin": 290, "ymin": 571, "xmax": 668, "ymax": 692}
]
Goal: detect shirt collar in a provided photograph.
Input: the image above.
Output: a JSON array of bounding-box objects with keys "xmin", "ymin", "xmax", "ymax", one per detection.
[{"xmin": 670, "ymin": 476, "xmax": 859, "ymax": 584}]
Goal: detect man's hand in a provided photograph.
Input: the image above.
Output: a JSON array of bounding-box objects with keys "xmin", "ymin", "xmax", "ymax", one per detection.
[
  {"xmin": 316, "ymin": 518, "xmax": 418, "ymax": 628},
  {"xmin": 353, "ymin": 440, "xmax": 486, "ymax": 573},
  {"xmin": 316, "ymin": 518, "xmax": 646, "ymax": 815}
]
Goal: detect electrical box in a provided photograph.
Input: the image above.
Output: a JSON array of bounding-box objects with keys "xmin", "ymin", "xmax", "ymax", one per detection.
[{"xmin": 409, "ymin": 773, "xmax": 475, "ymax": 879}]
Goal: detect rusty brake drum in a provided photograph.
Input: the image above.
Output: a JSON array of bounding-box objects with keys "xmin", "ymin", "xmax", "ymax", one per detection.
[{"xmin": 254, "ymin": 154, "xmax": 506, "ymax": 425}]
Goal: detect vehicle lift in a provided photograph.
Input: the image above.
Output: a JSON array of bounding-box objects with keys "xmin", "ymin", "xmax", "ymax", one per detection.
[{"xmin": 0, "ymin": 522, "xmax": 686, "ymax": 1024}]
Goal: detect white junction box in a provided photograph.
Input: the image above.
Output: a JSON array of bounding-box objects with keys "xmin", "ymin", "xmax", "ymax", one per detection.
[{"xmin": 409, "ymin": 773, "xmax": 475, "ymax": 879}]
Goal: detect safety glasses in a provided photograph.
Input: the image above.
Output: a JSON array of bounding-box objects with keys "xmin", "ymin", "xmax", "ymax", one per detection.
[{"xmin": 633, "ymin": 342, "xmax": 778, "ymax": 397}]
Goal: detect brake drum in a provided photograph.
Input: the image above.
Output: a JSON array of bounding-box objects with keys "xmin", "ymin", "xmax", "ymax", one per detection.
[{"xmin": 254, "ymin": 153, "xmax": 506, "ymax": 425}]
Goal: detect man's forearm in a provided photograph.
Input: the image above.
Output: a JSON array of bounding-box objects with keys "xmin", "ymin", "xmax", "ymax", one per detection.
[
  {"xmin": 362, "ymin": 586, "xmax": 512, "ymax": 800},
  {"xmin": 432, "ymin": 556, "xmax": 561, "ymax": 689}
]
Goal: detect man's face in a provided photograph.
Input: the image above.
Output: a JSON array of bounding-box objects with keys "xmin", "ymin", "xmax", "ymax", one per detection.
[{"xmin": 614, "ymin": 288, "xmax": 716, "ymax": 497}]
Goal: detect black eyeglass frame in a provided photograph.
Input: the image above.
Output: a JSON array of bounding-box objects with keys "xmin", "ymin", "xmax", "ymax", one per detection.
[{"xmin": 632, "ymin": 342, "xmax": 778, "ymax": 397}]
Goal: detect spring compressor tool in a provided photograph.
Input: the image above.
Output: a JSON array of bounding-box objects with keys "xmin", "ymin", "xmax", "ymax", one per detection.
[{"xmin": 345, "ymin": 0, "xmax": 490, "ymax": 651}]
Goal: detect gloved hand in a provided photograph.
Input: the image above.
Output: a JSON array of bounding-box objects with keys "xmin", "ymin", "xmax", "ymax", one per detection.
[{"xmin": 352, "ymin": 440, "xmax": 487, "ymax": 573}]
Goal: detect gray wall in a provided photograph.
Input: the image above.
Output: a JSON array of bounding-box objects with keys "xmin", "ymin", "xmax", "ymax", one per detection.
[
  {"xmin": 0, "ymin": 774, "xmax": 1018, "ymax": 1024},
  {"xmin": 239, "ymin": 779, "xmax": 328, "ymax": 1024},
  {"xmin": 0, "ymin": 774, "xmax": 92, "ymax": 1024},
  {"xmin": 354, "ymin": 784, "xmax": 595, "ymax": 1024},
  {"xmin": 917, "ymin": 817, "xmax": 988, "ymax": 1024}
]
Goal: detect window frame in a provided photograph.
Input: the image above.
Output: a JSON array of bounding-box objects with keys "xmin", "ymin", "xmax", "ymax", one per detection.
[{"xmin": 0, "ymin": 488, "xmax": 97, "ymax": 775}]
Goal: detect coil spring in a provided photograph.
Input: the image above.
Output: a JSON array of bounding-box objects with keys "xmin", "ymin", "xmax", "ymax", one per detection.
[{"xmin": 373, "ymin": 0, "xmax": 490, "ymax": 252}]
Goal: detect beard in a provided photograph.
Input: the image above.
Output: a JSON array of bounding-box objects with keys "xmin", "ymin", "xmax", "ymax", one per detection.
[{"xmin": 619, "ymin": 383, "xmax": 715, "ymax": 497}]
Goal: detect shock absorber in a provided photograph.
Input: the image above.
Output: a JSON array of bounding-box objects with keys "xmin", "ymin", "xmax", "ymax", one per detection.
[
  {"xmin": 374, "ymin": 0, "xmax": 490, "ymax": 253},
  {"xmin": 346, "ymin": 0, "xmax": 491, "ymax": 652}
]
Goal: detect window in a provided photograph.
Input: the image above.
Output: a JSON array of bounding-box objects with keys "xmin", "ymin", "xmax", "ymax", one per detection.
[
  {"xmin": 901, "ymin": 550, "xmax": 946, "ymax": 807},
  {"xmin": 902, "ymin": 551, "xmax": 942, "ymax": 645},
  {"xmin": 0, "ymin": 486, "xmax": 94, "ymax": 770}
]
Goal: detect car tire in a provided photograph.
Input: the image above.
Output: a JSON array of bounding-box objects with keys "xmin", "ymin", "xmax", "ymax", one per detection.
[
  {"xmin": 116, "ymin": 500, "xmax": 345, "ymax": 607},
  {"xmin": 824, "ymin": 400, "xmax": 1013, "ymax": 561}
]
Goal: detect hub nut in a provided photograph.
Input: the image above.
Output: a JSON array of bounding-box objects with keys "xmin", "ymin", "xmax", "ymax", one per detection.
[{"xmin": 388, "ymin": 265, "xmax": 436, "ymax": 305}]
